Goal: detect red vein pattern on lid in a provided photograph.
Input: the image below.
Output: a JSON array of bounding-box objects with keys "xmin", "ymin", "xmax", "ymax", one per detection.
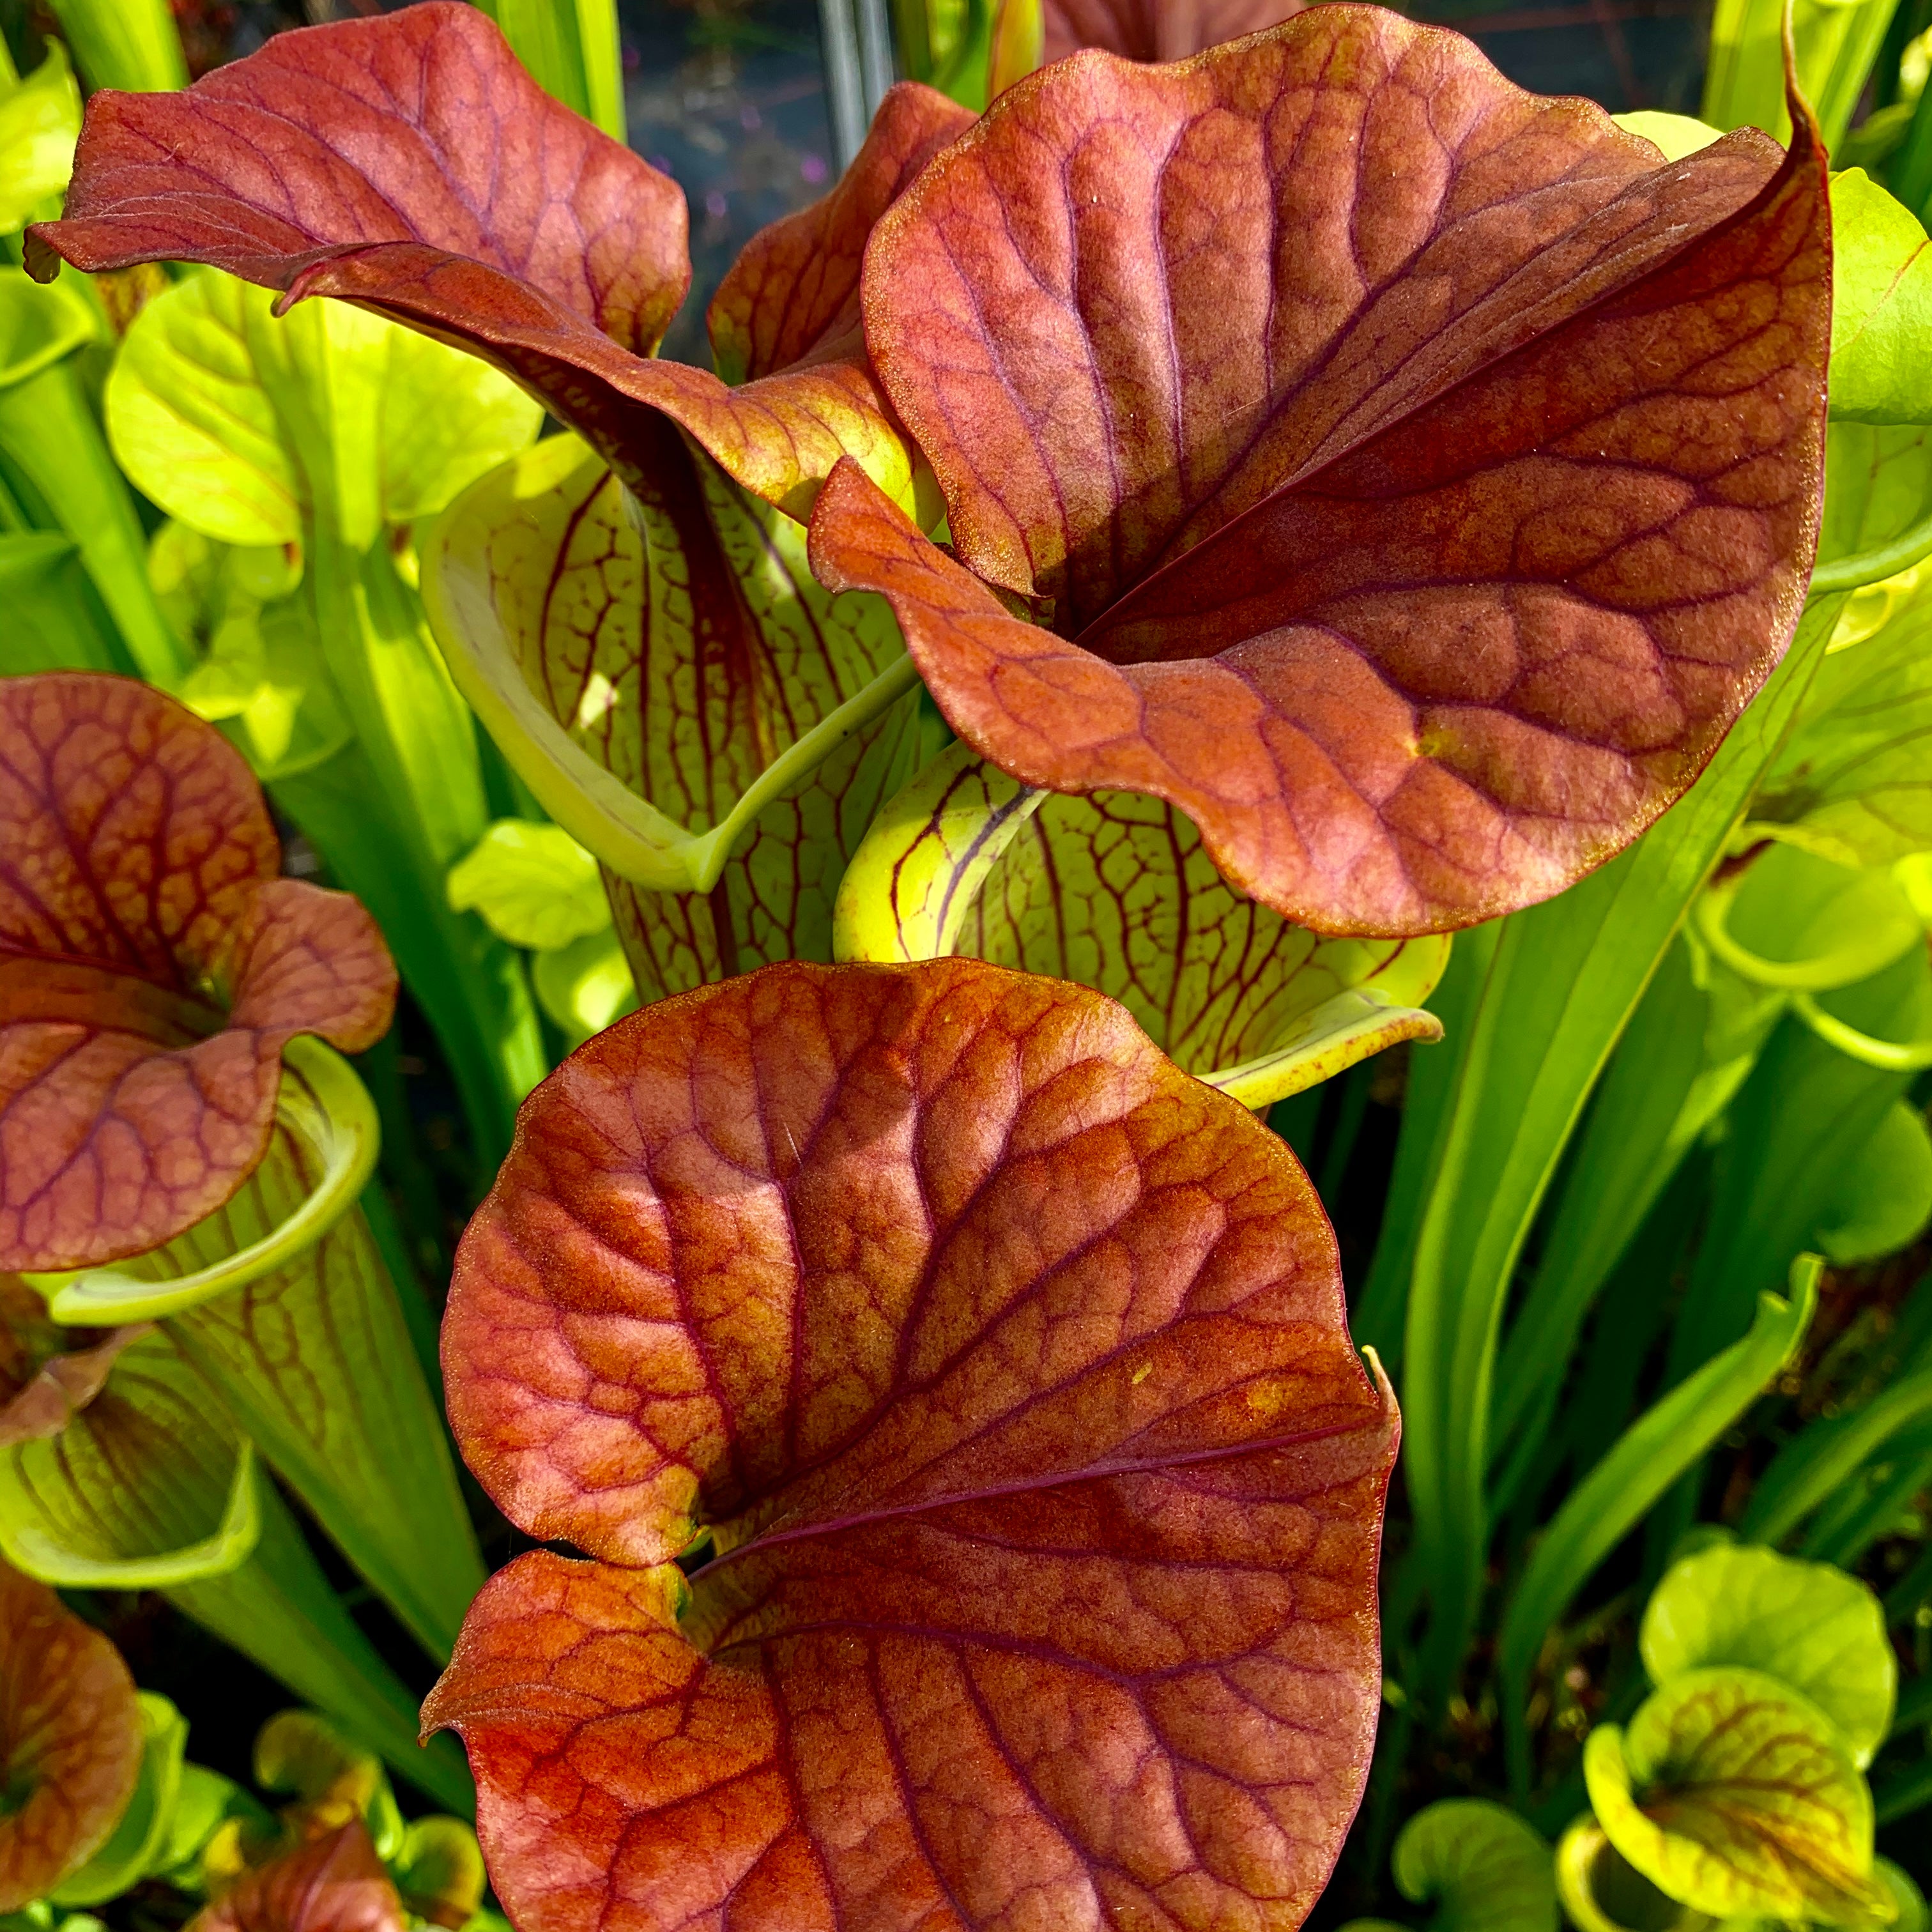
[
  {"xmin": 430, "ymin": 956, "xmax": 1397, "ymax": 1932},
  {"xmin": 820, "ymin": 6, "xmax": 1830, "ymax": 936},
  {"xmin": 0, "ymin": 1560, "xmax": 143, "ymax": 1912},
  {"xmin": 0, "ymin": 673, "xmax": 395, "ymax": 1271},
  {"xmin": 190, "ymin": 1823, "xmax": 405, "ymax": 1932},
  {"xmin": 442, "ymin": 422, "xmax": 919, "ymax": 1002},
  {"xmin": 27, "ymin": 8, "xmax": 973, "ymax": 518}
]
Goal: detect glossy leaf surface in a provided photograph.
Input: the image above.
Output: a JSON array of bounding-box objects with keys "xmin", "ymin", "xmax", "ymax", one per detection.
[
  {"xmin": 29, "ymin": 11, "xmax": 969, "ymax": 518},
  {"xmin": 447, "ymin": 824, "xmax": 611, "ymax": 954},
  {"xmin": 34, "ymin": 5, "xmax": 684, "ymax": 355},
  {"xmin": 191, "ymin": 1822, "xmax": 404, "ymax": 1932},
  {"xmin": 1043, "ymin": 0, "xmax": 1305, "ymax": 61},
  {"xmin": 705, "ymin": 82, "xmax": 973, "ymax": 390},
  {"xmin": 0, "ymin": 44, "xmax": 79, "ymax": 238},
  {"xmin": 0, "ymin": 1560, "xmax": 143, "ymax": 1911},
  {"xmin": 109, "ymin": 270, "xmax": 543, "ymax": 554},
  {"xmin": 0, "ymin": 673, "xmax": 395, "ymax": 1271},
  {"xmin": 1828, "ymin": 171, "xmax": 1932, "ymax": 427},
  {"xmin": 424, "ymin": 433, "xmax": 921, "ymax": 999},
  {"xmin": 430, "ymin": 956, "xmax": 1397, "ymax": 1932},
  {"xmin": 824, "ymin": 9, "xmax": 1831, "ymax": 935},
  {"xmin": 836, "ymin": 739, "xmax": 1446, "ymax": 1101},
  {"xmin": 1639, "ymin": 1544, "xmax": 1896, "ymax": 1765},
  {"xmin": 1584, "ymin": 1667, "xmax": 1887, "ymax": 1924}
]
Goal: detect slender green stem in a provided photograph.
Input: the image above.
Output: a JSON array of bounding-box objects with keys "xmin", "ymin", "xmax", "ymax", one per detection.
[
  {"xmin": 477, "ymin": 0, "xmax": 627, "ymax": 141},
  {"xmin": 45, "ymin": 0, "xmax": 188, "ymax": 90},
  {"xmin": 1740, "ymin": 1367, "xmax": 1932, "ymax": 1545},
  {"xmin": 1401, "ymin": 601, "xmax": 1837, "ymax": 1719},
  {"xmin": 1496, "ymin": 1263, "xmax": 1819, "ymax": 1798},
  {"xmin": 1351, "ymin": 921, "xmax": 1501, "ymax": 1364},
  {"xmin": 0, "ymin": 360, "xmax": 188, "ymax": 683},
  {"xmin": 1487, "ymin": 941, "xmax": 1710, "ymax": 1478},
  {"xmin": 297, "ymin": 532, "xmax": 544, "ymax": 1170}
]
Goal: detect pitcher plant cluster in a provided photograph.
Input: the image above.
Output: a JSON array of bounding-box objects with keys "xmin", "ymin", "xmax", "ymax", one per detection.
[{"xmin": 4, "ymin": 0, "xmax": 1932, "ymax": 1928}]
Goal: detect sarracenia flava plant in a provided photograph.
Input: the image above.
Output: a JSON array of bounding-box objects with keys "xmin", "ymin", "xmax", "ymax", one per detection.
[
  {"xmin": 0, "ymin": 671, "xmax": 477, "ymax": 1807},
  {"xmin": 19, "ymin": 3, "xmax": 1837, "ymax": 1925}
]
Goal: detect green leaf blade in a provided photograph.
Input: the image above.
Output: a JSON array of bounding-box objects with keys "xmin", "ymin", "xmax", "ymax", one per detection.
[
  {"xmin": 1817, "ymin": 1099, "xmax": 1932, "ymax": 1263},
  {"xmin": 167, "ymin": 1482, "xmax": 471, "ymax": 1814},
  {"xmin": 1829, "ymin": 171, "xmax": 1932, "ymax": 428},
  {"xmin": 0, "ymin": 270, "xmax": 187, "ymax": 680},
  {"xmin": 0, "ymin": 44, "xmax": 79, "ymax": 237},
  {"xmin": 1496, "ymin": 1261, "xmax": 1819, "ymax": 1793},
  {"xmin": 448, "ymin": 820, "xmax": 611, "ymax": 952},
  {"xmin": 1400, "ymin": 593, "xmax": 1843, "ymax": 1717}
]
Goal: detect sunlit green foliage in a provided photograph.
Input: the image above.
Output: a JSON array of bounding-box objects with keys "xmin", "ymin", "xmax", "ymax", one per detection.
[{"xmin": 3, "ymin": 0, "xmax": 1931, "ymax": 1926}]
